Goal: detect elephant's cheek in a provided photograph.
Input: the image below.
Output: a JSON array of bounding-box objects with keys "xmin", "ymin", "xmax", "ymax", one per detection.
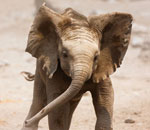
[
  {"xmin": 86, "ymin": 64, "xmax": 94, "ymax": 80},
  {"xmin": 64, "ymin": 70, "xmax": 72, "ymax": 77},
  {"xmin": 93, "ymin": 64, "xmax": 98, "ymax": 73},
  {"xmin": 60, "ymin": 63, "xmax": 72, "ymax": 77}
]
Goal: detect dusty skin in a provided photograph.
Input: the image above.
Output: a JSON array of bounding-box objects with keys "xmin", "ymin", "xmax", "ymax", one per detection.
[{"xmin": 0, "ymin": 0, "xmax": 150, "ymax": 130}]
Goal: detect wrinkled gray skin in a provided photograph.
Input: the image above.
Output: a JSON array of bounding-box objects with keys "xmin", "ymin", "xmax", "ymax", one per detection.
[{"xmin": 21, "ymin": 5, "xmax": 132, "ymax": 130}]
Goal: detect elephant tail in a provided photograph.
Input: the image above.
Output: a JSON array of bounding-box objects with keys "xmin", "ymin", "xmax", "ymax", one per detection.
[{"xmin": 21, "ymin": 71, "xmax": 35, "ymax": 81}]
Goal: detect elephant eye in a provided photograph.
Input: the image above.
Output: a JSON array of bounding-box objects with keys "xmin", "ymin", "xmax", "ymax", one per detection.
[
  {"xmin": 62, "ymin": 50, "xmax": 68, "ymax": 58},
  {"xmin": 94, "ymin": 55, "xmax": 98, "ymax": 62},
  {"xmin": 94, "ymin": 53, "xmax": 99, "ymax": 62}
]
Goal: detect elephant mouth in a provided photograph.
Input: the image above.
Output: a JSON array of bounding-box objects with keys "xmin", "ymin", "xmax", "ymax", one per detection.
[{"xmin": 62, "ymin": 68, "xmax": 72, "ymax": 77}]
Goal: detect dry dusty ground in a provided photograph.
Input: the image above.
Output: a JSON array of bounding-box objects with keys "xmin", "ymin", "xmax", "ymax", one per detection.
[{"xmin": 0, "ymin": 0, "xmax": 150, "ymax": 130}]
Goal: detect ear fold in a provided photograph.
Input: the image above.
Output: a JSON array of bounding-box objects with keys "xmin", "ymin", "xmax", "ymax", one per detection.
[
  {"xmin": 26, "ymin": 5, "xmax": 63, "ymax": 78},
  {"xmin": 88, "ymin": 13, "xmax": 133, "ymax": 83}
]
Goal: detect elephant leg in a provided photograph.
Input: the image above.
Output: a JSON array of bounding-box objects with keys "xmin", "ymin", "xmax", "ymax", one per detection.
[
  {"xmin": 91, "ymin": 78, "xmax": 114, "ymax": 130},
  {"xmin": 47, "ymin": 92, "xmax": 82, "ymax": 130},
  {"xmin": 67, "ymin": 94, "xmax": 83, "ymax": 128},
  {"xmin": 21, "ymin": 68, "xmax": 47, "ymax": 130}
]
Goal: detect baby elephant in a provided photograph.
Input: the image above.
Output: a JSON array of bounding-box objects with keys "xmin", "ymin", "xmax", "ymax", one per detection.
[{"xmin": 21, "ymin": 4, "xmax": 132, "ymax": 130}]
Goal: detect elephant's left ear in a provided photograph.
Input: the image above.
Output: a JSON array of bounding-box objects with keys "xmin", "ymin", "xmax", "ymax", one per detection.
[{"xmin": 88, "ymin": 13, "xmax": 133, "ymax": 83}]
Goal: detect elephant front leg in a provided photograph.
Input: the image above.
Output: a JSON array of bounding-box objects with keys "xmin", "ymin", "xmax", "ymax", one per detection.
[
  {"xmin": 91, "ymin": 78, "xmax": 114, "ymax": 130},
  {"xmin": 46, "ymin": 91, "xmax": 83, "ymax": 130},
  {"xmin": 21, "ymin": 68, "xmax": 47, "ymax": 130}
]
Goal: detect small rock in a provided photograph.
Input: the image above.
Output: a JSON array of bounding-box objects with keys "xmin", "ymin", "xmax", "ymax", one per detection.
[
  {"xmin": 133, "ymin": 111, "xmax": 141, "ymax": 116},
  {"xmin": 124, "ymin": 119, "xmax": 135, "ymax": 123}
]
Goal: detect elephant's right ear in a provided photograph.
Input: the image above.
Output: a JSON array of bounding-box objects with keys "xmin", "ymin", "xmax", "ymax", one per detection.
[{"xmin": 26, "ymin": 5, "xmax": 63, "ymax": 78}]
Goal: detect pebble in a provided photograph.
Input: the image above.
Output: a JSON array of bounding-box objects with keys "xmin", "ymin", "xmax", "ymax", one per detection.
[{"xmin": 124, "ymin": 119, "xmax": 135, "ymax": 123}]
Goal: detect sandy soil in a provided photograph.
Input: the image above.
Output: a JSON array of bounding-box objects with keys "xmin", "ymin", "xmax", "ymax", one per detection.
[{"xmin": 0, "ymin": 0, "xmax": 150, "ymax": 130}]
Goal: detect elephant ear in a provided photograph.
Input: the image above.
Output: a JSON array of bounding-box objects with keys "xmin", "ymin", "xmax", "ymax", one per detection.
[
  {"xmin": 26, "ymin": 5, "xmax": 63, "ymax": 78},
  {"xmin": 88, "ymin": 13, "xmax": 133, "ymax": 83}
]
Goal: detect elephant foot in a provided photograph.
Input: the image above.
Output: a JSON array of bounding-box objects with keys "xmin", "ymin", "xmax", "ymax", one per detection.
[
  {"xmin": 21, "ymin": 127, "xmax": 37, "ymax": 130},
  {"xmin": 96, "ymin": 127, "xmax": 113, "ymax": 130},
  {"xmin": 21, "ymin": 122, "xmax": 38, "ymax": 130},
  {"xmin": 21, "ymin": 126, "xmax": 38, "ymax": 130}
]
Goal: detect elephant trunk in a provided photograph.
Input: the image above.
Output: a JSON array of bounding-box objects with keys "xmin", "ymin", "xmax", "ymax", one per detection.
[{"xmin": 24, "ymin": 62, "xmax": 90, "ymax": 127}]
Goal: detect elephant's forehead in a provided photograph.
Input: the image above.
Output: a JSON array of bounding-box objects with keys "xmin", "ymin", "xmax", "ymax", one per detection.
[
  {"xmin": 61, "ymin": 26, "xmax": 99, "ymax": 52},
  {"xmin": 61, "ymin": 26, "xmax": 99, "ymax": 43},
  {"xmin": 62, "ymin": 40, "xmax": 99, "ymax": 55}
]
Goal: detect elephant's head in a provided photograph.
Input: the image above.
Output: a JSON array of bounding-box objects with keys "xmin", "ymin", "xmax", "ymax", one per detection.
[{"xmin": 25, "ymin": 5, "xmax": 132, "ymax": 126}]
